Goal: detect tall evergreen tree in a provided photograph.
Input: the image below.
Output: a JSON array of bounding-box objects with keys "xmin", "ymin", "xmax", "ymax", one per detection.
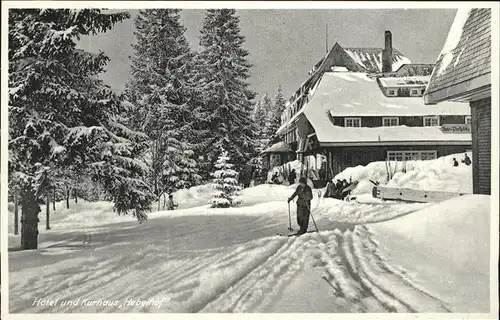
[
  {"xmin": 261, "ymin": 94, "xmax": 273, "ymax": 129},
  {"xmin": 252, "ymin": 98, "xmax": 268, "ymax": 154},
  {"xmin": 8, "ymin": 9, "xmax": 154, "ymax": 249},
  {"xmin": 126, "ymin": 9, "xmax": 202, "ymax": 207},
  {"xmin": 252, "ymin": 100, "xmax": 266, "ymax": 128},
  {"xmin": 256, "ymin": 93, "xmax": 273, "ymax": 152},
  {"xmin": 196, "ymin": 9, "xmax": 257, "ymax": 169},
  {"xmin": 266, "ymin": 85, "xmax": 287, "ymax": 144}
]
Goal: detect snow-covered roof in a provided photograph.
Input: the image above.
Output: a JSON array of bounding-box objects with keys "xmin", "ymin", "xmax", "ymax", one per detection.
[
  {"xmin": 378, "ymin": 76, "xmax": 429, "ymax": 88},
  {"xmin": 277, "ymin": 72, "xmax": 470, "ymax": 136},
  {"xmin": 301, "ymin": 72, "xmax": 471, "ymax": 143},
  {"xmin": 261, "ymin": 141, "xmax": 292, "ymax": 154},
  {"xmin": 344, "ymin": 47, "xmax": 411, "ymax": 73},
  {"xmin": 425, "ymin": 9, "xmax": 491, "ymax": 103},
  {"xmin": 311, "ymin": 72, "xmax": 469, "ymax": 117},
  {"xmin": 314, "ymin": 125, "xmax": 471, "ymax": 145},
  {"xmin": 278, "ymin": 42, "xmax": 414, "ymax": 135}
]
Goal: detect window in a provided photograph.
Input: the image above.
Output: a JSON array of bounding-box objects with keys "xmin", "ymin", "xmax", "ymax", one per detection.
[
  {"xmin": 286, "ymin": 130, "xmax": 295, "ymax": 143},
  {"xmin": 465, "ymin": 116, "xmax": 472, "ymax": 125},
  {"xmin": 387, "ymin": 151, "xmax": 403, "ymax": 161},
  {"xmin": 421, "ymin": 151, "xmax": 438, "ymax": 160},
  {"xmin": 387, "ymin": 89, "xmax": 397, "ymax": 96},
  {"xmin": 270, "ymin": 154, "xmax": 281, "ymax": 168},
  {"xmin": 411, "ymin": 89, "xmax": 419, "ymax": 96},
  {"xmin": 387, "ymin": 150, "xmax": 437, "ymax": 161},
  {"xmin": 423, "ymin": 116, "xmax": 439, "ymax": 127},
  {"xmin": 382, "ymin": 117, "xmax": 399, "ymax": 126},
  {"xmin": 344, "ymin": 117, "xmax": 361, "ymax": 127},
  {"xmin": 403, "ymin": 151, "xmax": 420, "ymax": 161}
]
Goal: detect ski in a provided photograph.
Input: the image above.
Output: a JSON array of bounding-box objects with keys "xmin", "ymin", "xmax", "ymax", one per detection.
[{"xmin": 277, "ymin": 230, "xmax": 318, "ymax": 237}]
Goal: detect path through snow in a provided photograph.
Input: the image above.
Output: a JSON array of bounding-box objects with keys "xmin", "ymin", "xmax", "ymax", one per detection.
[{"xmin": 8, "ymin": 196, "xmax": 456, "ymax": 313}]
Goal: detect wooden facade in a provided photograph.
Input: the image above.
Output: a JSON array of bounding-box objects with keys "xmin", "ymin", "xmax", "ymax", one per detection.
[
  {"xmin": 322, "ymin": 145, "xmax": 469, "ymax": 178},
  {"xmin": 471, "ymin": 97, "xmax": 491, "ymax": 194}
]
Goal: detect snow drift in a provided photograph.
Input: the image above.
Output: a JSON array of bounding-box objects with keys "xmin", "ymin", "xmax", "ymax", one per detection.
[
  {"xmin": 369, "ymin": 194, "xmax": 490, "ymax": 312},
  {"xmin": 333, "ymin": 153, "xmax": 472, "ymax": 195}
]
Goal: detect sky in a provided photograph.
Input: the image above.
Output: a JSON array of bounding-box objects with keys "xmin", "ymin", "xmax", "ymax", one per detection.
[{"xmin": 78, "ymin": 9, "xmax": 457, "ymax": 101}]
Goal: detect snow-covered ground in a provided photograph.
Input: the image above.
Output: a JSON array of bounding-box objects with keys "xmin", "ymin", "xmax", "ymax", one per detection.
[
  {"xmin": 7, "ymin": 155, "xmax": 492, "ymax": 314},
  {"xmin": 333, "ymin": 152, "xmax": 473, "ymax": 195}
]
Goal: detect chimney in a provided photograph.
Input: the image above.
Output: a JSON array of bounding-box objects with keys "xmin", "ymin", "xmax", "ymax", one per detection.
[{"xmin": 382, "ymin": 30, "xmax": 393, "ymax": 73}]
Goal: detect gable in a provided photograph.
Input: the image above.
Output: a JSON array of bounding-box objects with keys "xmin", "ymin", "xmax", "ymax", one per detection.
[{"xmin": 319, "ymin": 43, "xmax": 368, "ymax": 73}]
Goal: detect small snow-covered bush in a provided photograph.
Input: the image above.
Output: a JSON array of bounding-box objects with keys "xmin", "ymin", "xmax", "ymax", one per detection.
[{"xmin": 210, "ymin": 149, "xmax": 242, "ymax": 208}]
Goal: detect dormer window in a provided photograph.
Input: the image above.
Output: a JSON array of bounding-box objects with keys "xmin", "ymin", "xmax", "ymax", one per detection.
[
  {"xmin": 387, "ymin": 89, "xmax": 397, "ymax": 97},
  {"xmin": 345, "ymin": 117, "xmax": 361, "ymax": 127},
  {"xmin": 423, "ymin": 116, "xmax": 440, "ymax": 127}
]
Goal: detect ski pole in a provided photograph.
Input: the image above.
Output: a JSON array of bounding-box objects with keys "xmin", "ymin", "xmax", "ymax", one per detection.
[
  {"xmin": 310, "ymin": 211, "xmax": 319, "ymax": 233},
  {"xmin": 288, "ymin": 202, "xmax": 293, "ymax": 232},
  {"xmin": 307, "ymin": 201, "xmax": 319, "ymax": 233}
]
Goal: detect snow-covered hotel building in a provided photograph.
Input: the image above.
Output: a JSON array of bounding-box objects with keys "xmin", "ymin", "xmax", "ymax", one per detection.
[{"xmin": 275, "ymin": 31, "xmax": 472, "ymax": 181}]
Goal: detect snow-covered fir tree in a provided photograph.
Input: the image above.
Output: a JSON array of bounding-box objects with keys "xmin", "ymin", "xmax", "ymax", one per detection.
[
  {"xmin": 261, "ymin": 93, "xmax": 274, "ymax": 127},
  {"xmin": 266, "ymin": 85, "xmax": 287, "ymax": 144},
  {"xmin": 210, "ymin": 148, "xmax": 242, "ymax": 208},
  {"xmin": 126, "ymin": 9, "xmax": 203, "ymax": 207},
  {"xmin": 196, "ymin": 9, "xmax": 257, "ymax": 169},
  {"xmin": 252, "ymin": 100, "xmax": 266, "ymax": 128},
  {"xmin": 8, "ymin": 9, "xmax": 154, "ymax": 249},
  {"xmin": 252, "ymin": 98, "xmax": 268, "ymax": 154},
  {"xmin": 259, "ymin": 93, "xmax": 274, "ymax": 148}
]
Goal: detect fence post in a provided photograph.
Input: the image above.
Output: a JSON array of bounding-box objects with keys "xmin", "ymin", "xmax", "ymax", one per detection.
[{"xmin": 14, "ymin": 190, "xmax": 19, "ymax": 235}]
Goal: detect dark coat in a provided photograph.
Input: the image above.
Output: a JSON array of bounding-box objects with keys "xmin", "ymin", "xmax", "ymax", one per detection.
[
  {"xmin": 290, "ymin": 184, "xmax": 313, "ymax": 207},
  {"xmin": 462, "ymin": 156, "xmax": 471, "ymax": 166},
  {"xmin": 239, "ymin": 165, "xmax": 252, "ymax": 184}
]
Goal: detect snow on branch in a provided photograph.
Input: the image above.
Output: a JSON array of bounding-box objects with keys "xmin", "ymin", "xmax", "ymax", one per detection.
[{"xmin": 210, "ymin": 148, "xmax": 242, "ymax": 208}]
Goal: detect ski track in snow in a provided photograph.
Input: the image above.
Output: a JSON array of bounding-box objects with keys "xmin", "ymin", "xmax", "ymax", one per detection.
[{"xmin": 9, "ymin": 200, "xmax": 451, "ymax": 313}]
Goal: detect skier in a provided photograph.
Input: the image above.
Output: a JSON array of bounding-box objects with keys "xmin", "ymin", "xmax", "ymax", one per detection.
[
  {"xmin": 239, "ymin": 165, "xmax": 252, "ymax": 188},
  {"xmin": 165, "ymin": 194, "xmax": 178, "ymax": 210},
  {"xmin": 287, "ymin": 177, "xmax": 313, "ymax": 235},
  {"xmin": 288, "ymin": 169, "xmax": 297, "ymax": 185},
  {"xmin": 453, "ymin": 158, "xmax": 459, "ymax": 167},
  {"xmin": 462, "ymin": 153, "xmax": 471, "ymax": 166}
]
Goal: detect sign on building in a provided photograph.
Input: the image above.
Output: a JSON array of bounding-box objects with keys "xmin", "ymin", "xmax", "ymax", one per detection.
[{"xmin": 440, "ymin": 124, "xmax": 471, "ymax": 134}]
